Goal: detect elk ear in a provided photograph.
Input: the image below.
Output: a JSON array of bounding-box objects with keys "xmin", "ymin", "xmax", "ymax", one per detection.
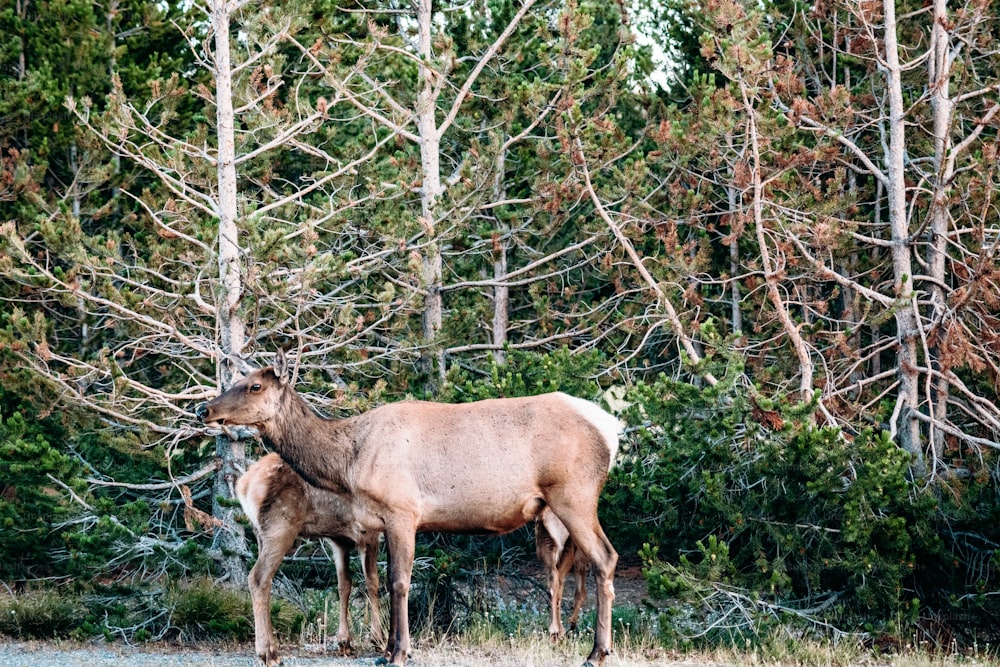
[{"xmin": 273, "ymin": 349, "xmax": 291, "ymax": 385}]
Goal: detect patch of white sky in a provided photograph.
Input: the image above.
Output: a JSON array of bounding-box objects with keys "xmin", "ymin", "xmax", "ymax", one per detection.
[
  {"xmin": 190, "ymin": 0, "xmax": 680, "ymax": 90},
  {"xmin": 630, "ymin": 1, "xmax": 682, "ymax": 90}
]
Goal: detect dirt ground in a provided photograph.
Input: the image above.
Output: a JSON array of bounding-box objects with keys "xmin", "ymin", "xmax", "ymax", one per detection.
[
  {"xmin": 0, "ymin": 557, "xmax": 658, "ymax": 667},
  {"xmin": 0, "ymin": 639, "xmax": 681, "ymax": 667}
]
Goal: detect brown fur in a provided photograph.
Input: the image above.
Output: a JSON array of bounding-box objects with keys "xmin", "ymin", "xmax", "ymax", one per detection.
[
  {"xmin": 203, "ymin": 351, "xmax": 619, "ymax": 666},
  {"xmin": 236, "ymin": 454, "xmax": 382, "ymax": 667},
  {"xmin": 536, "ymin": 511, "xmax": 590, "ymax": 636}
]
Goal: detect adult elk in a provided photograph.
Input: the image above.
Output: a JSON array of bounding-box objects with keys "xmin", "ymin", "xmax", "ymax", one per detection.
[
  {"xmin": 238, "ymin": 455, "xmax": 586, "ymax": 667},
  {"xmin": 200, "ymin": 350, "xmax": 620, "ymax": 666},
  {"xmin": 236, "ymin": 453, "xmax": 382, "ymax": 666}
]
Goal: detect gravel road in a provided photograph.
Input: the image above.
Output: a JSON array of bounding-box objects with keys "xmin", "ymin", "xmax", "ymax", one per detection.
[
  {"xmin": 0, "ymin": 642, "xmax": 367, "ymax": 667},
  {"xmin": 0, "ymin": 640, "xmax": 668, "ymax": 667}
]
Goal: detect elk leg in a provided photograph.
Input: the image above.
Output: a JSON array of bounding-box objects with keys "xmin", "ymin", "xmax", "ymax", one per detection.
[
  {"xmin": 551, "ymin": 512, "xmax": 617, "ymax": 666},
  {"xmin": 250, "ymin": 525, "xmax": 300, "ymax": 667},
  {"xmin": 383, "ymin": 522, "xmax": 415, "ymax": 666},
  {"xmin": 330, "ymin": 539, "xmax": 354, "ymax": 654},
  {"xmin": 360, "ymin": 539, "xmax": 385, "ymax": 648},
  {"xmin": 567, "ymin": 548, "xmax": 588, "ymax": 632}
]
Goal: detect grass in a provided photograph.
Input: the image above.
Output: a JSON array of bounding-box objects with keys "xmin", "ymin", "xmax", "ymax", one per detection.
[
  {"xmin": 2, "ymin": 584, "xmax": 998, "ymax": 667},
  {"xmin": 0, "ymin": 589, "xmax": 86, "ymax": 639},
  {"xmin": 372, "ymin": 602, "xmax": 996, "ymax": 667},
  {"xmin": 352, "ymin": 634, "xmax": 1000, "ymax": 667}
]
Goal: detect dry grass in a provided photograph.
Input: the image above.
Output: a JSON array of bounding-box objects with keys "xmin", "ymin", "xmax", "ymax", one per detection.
[
  {"xmin": 385, "ymin": 643, "xmax": 1000, "ymax": 667},
  {"xmin": 381, "ymin": 631, "xmax": 1000, "ymax": 667}
]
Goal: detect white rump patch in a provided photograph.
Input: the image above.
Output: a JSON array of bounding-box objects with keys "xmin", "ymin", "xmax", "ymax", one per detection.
[{"xmin": 557, "ymin": 393, "xmax": 623, "ymax": 470}]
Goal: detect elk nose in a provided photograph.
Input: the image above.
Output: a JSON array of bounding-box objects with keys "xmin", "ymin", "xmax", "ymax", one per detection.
[{"xmin": 195, "ymin": 403, "xmax": 209, "ymax": 421}]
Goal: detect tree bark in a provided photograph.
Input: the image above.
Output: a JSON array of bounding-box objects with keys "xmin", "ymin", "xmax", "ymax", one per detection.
[
  {"xmin": 882, "ymin": 0, "xmax": 924, "ymax": 475},
  {"xmin": 725, "ymin": 133, "xmax": 743, "ymax": 335},
  {"xmin": 210, "ymin": 0, "xmax": 249, "ymax": 584},
  {"xmin": 415, "ymin": 0, "xmax": 445, "ymax": 387},
  {"xmin": 491, "ymin": 147, "xmax": 509, "ymax": 365},
  {"xmin": 924, "ymin": 0, "xmax": 953, "ymax": 469}
]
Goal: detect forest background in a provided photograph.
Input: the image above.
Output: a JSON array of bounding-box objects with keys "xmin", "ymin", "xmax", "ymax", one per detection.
[{"xmin": 1, "ymin": 0, "xmax": 999, "ymax": 653}]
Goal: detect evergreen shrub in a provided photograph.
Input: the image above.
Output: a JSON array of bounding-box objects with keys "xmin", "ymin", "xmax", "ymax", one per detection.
[
  {"xmin": 439, "ymin": 346, "xmax": 603, "ymax": 403},
  {"xmin": 168, "ymin": 578, "xmax": 253, "ymax": 641},
  {"xmin": 0, "ymin": 393, "xmax": 80, "ymax": 580},
  {"xmin": 605, "ymin": 353, "xmax": 943, "ymax": 644}
]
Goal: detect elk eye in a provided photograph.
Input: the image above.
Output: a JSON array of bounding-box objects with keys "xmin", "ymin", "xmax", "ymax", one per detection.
[{"xmin": 249, "ymin": 383, "xmax": 262, "ymax": 393}]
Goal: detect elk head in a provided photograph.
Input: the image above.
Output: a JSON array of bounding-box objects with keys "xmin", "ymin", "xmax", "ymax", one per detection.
[{"xmin": 198, "ymin": 350, "xmax": 293, "ymax": 431}]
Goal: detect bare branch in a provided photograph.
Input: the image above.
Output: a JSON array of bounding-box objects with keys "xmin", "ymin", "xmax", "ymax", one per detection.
[
  {"xmin": 87, "ymin": 460, "xmax": 221, "ymax": 490},
  {"xmin": 575, "ymin": 138, "xmax": 718, "ymax": 386},
  {"xmin": 437, "ymin": 0, "xmax": 539, "ymax": 139}
]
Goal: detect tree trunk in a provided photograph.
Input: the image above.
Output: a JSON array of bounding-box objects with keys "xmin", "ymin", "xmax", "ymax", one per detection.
[
  {"xmin": 925, "ymin": 0, "xmax": 953, "ymax": 469},
  {"xmin": 415, "ymin": 0, "xmax": 445, "ymax": 387},
  {"xmin": 882, "ymin": 0, "xmax": 924, "ymax": 475},
  {"xmin": 210, "ymin": 0, "xmax": 249, "ymax": 584},
  {"xmin": 725, "ymin": 133, "xmax": 743, "ymax": 335},
  {"xmin": 491, "ymin": 145, "xmax": 509, "ymax": 365}
]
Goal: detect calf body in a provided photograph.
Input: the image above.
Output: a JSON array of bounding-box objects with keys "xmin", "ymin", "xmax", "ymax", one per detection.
[
  {"xmin": 203, "ymin": 351, "xmax": 619, "ymax": 666},
  {"xmin": 237, "ymin": 453, "xmax": 382, "ymax": 666}
]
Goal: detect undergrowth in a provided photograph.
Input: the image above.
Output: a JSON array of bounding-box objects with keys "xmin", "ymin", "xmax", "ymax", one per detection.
[
  {"xmin": 0, "ymin": 589, "xmax": 86, "ymax": 639},
  {"xmin": 2, "ymin": 580, "xmax": 998, "ymax": 667}
]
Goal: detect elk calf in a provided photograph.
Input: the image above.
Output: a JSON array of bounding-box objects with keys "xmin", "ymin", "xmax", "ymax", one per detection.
[
  {"xmin": 202, "ymin": 350, "xmax": 620, "ymax": 666},
  {"xmin": 236, "ymin": 453, "xmax": 382, "ymax": 666}
]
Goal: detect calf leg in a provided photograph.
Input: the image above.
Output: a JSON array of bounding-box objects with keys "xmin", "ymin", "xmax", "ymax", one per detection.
[
  {"xmin": 330, "ymin": 539, "xmax": 354, "ymax": 653},
  {"xmin": 378, "ymin": 543, "xmax": 395, "ymax": 662},
  {"xmin": 566, "ymin": 549, "xmax": 589, "ymax": 632},
  {"xmin": 249, "ymin": 525, "xmax": 300, "ymax": 667},
  {"xmin": 359, "ymin": 540, "xmax": 384, "ymax": 647},
  {"xmin": 536, "ymin": 510, "xmax": 575, "ymax": 638}
]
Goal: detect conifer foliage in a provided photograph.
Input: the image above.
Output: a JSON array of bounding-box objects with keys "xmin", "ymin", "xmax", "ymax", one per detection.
[{"xmin": 0, "ymin": 0, "xmax": 999, "ymax": 647}]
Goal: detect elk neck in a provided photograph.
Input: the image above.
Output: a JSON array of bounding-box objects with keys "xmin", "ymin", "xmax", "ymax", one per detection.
[{"xmin": 260, "ymin": 386, "xmax": 354, "ymax": 495}]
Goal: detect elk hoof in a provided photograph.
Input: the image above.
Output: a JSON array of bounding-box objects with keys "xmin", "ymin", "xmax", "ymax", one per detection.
[
  {"xmin": 260, "ymin": 649, "xmax": 282, "ymax": 667},
  {"xmin": 375, "ymin": 651, "xmax": 408, "ymax": 666},
  {"xmin": 583, "ymin": 647, "xmax": 611, "ymax": 666}
]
